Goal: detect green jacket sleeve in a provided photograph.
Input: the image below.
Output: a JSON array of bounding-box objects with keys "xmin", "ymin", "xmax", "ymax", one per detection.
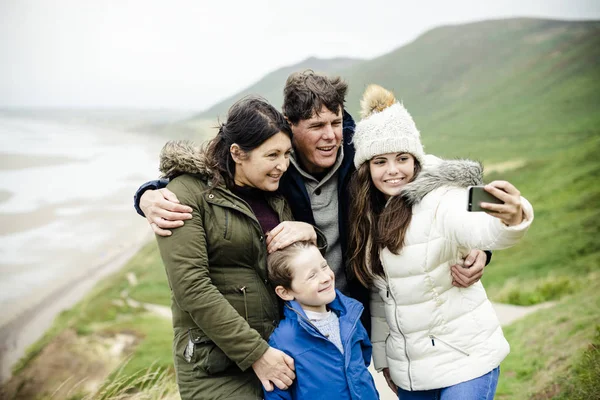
[{"xmin": 156, "ymin": 177, "xmax": 269, "ymax": 371}]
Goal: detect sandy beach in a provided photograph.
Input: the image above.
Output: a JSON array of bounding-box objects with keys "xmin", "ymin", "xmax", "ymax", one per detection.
[{"xmin": 0, "ymin": 114, "xmax": 167, "ymax": 383}]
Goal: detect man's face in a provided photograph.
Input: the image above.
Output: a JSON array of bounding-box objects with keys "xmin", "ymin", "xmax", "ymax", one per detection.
[{"xmin": 291, "ymin": 106, "xmax": 343, "ymax": 175}]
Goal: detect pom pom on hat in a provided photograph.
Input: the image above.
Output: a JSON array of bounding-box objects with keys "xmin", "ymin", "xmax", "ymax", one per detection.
[{"xmin": 353, "ymin": 85, "xmax": 425, "ymax": 168}]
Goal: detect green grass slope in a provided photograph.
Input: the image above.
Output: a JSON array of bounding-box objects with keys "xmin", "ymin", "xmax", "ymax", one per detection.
[{"xmin": 343, "ymin": 18, "xmax": 600, "ymax": 161}]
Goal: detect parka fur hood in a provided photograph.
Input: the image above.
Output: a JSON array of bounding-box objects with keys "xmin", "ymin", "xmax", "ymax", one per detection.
[
  {"xmin": 401, "ymin": 155, "xmax": 483, "ymax": 206},
  {"xmin": 159, "ymin": 140, "xmax": 214, "ymax": 180}
]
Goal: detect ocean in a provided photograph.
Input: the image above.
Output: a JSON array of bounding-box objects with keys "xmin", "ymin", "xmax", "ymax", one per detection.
[{"xmin": 0, "ymin": 113, "xmax": 169, "ymax": 325}]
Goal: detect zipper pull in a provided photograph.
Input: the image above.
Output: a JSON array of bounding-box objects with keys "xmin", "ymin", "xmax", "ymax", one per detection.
[
  {"xmin": 386, "ymin": 288, "xmax": 390, "ymax": 298},
  {"xmin": 239, "ymin": 286, "xmax": 248, "ymax": 321},
  {"xmin": 430, "ymin": 335, "xmax": 435, "ymax": 346}
]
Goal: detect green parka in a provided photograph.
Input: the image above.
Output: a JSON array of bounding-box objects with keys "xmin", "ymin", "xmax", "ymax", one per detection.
[{"xmin": 155, "ymin": 141, "xmax": 294, "ymax": 400}]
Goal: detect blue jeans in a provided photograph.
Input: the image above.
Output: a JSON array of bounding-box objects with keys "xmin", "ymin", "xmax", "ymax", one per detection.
[{"xmin": 397, "ymin": 367, "xmax": 500, "ymax": 400}]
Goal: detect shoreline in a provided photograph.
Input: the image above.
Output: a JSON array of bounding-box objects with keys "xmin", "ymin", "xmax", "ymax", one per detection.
[{"xmin": 0, "ymin": 231, "xmax": 153, "ymax": 384}]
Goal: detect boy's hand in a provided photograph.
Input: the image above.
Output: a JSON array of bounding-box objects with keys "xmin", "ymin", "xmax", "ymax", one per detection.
[
  {"xmin": 266, "ymin": 221, "xmax": 317, "ymax": 253},
  {"xmin": 382, "ymin": 368, "xmax": 398, "ymax": 395},
  {"xmin": 140, "ymin": 188, "xmax": 192, "ymax": 236},
  {"xmin": 252, "ymin": 347, "xmax": 295, "ymax": 391},
  {"xmin": 451, "ymin": 249, "xmax": 486, "ymax": 288}
]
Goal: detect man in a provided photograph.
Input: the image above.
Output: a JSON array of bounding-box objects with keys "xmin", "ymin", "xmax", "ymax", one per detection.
[{"xmin": 134, "ymin": 71, "xmax": 490, "ymax": 328}]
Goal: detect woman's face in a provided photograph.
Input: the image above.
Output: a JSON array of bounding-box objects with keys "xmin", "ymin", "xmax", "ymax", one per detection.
[
  {"xmin": 369, "ymin": 152, "xmax": 416, "ymax": 199},
  {"xmin": 233, "ymin": 132, "xmax": 292, "ymax": 191}
]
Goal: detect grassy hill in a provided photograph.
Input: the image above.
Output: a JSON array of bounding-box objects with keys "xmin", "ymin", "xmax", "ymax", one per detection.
[
  {"xmin": 185, "ymin": 16, "xmax": 600, "ymax": 302},
  {"xmin": 3, "ymin": 17, "xmax": 599, "ymax": 400}
]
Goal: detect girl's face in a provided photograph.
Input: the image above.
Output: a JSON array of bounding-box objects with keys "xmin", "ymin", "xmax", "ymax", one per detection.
[
  {"xmin": 369, "ymin": 152, "xmax": 416, "ymax": 199},
  {"xmin": 233, "ymin": 132, "xmax": 292, "ymax": 191}
]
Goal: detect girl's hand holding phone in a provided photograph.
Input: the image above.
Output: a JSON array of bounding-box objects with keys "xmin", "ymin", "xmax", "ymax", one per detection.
[{"xmin": 480, "ymin": 181, "xmax": 524, "ymax": 226}]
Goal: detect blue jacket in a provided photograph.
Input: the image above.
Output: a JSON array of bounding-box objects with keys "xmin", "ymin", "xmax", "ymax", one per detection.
[{"xmin": 265, "ymin": 290, "xmax": 379, "ymax": 400}]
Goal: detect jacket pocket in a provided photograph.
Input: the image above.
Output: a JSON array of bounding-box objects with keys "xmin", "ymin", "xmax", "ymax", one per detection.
[
  {"xmin": 429, "ymin": 334, "xmax": 470, "ymax": 356},
  {"xmin": 184, "ymin": 328, "xmax": 235, "ymax": 375}
]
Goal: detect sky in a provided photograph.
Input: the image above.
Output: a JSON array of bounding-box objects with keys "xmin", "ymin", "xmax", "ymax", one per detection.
[{"xmin": 1, "ymin": 0, "xmax": 599, "ymax": 111}]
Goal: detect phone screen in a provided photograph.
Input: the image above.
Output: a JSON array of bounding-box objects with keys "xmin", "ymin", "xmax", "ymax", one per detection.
[{"xmin": 468, "ymin": 186, "xmax": 504, "ymax": 212}]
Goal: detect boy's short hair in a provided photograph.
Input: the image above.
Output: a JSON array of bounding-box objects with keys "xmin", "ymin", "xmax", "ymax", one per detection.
[
  {"xmin": 282, "ymin": 70, "xmax": 348, "ymax": 124},
  {"xmin": 267, "ymin": 240, "xmax": 315, "ymax": 288}
]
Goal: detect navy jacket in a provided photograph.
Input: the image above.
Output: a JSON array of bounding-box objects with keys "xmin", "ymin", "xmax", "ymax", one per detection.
[{"xmin": 265, "ymin": 290, "xmax": 379, "ymax": 400}]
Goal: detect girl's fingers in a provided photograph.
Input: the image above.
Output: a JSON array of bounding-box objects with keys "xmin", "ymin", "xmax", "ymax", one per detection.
[
  {"xmin": 479, "ymin": 202, "xmax": 506, "ymax": 213},
  {"xmin": 486, "ymin": 180, "xmax": 520, "ymax": 197}
]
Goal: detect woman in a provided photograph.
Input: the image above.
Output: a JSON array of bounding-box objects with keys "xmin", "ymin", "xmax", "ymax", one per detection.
[
  {"xmin": 155, "ymin": 97, "xmax": 321, "ymax": 400},
  {"xmin": 348, "ymin": 85, "xmax": 534, "ymax": 399}
]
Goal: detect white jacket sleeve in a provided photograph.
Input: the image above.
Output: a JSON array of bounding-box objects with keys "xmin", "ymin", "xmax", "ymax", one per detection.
[
  {"xmin": 370, "ymin": 283, "xmax": 390, "ymax": 371},
  {"xmin": 433, "ymin": 187, "xmax": 534, "ymax": 251}
]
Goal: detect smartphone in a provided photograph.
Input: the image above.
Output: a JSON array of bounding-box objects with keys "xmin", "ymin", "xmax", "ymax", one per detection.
[{"xmin": 467, "ymin": 185, "xmax": 504, "ymax": 212}]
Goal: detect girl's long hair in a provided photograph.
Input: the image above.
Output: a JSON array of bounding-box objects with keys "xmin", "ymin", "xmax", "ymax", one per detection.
[{"xmin": 348, "ymin": 159, "xmax": 421, "ymax": 287}]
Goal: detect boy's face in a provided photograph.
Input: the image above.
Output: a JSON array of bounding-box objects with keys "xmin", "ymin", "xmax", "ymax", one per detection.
[
  {"xmin": 291, "ymin": 106, "xmax": 343, "ymax": 175},
  {"xmin": 276, "ymin": 246, "xmax": 336, "ymax": 313}
]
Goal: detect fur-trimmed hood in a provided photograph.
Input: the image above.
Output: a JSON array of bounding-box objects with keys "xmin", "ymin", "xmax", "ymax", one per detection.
[
  {"xmin": 401, "ymin": 155, "xmax": 483, "ymax": 205},
  {"xmin": 159, "ymin": 140, "xmax": 213, "ymax": 180}
]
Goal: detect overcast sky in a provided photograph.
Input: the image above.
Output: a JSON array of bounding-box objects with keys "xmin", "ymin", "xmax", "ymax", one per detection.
[{"xmin": 1, "ymin": 0, "xmax": 599, "ymax": 111}]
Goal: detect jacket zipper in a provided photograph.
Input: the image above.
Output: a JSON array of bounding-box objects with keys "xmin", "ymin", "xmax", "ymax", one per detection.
[
  {"xmin": 342, "ymin": 312, "xmax": 360, "ymax": 397},
  {"xmin": 384, "ymin": 281, "xmax": 414, "ymax": 390},
  {"xmin": 239, "ymin": 286, "xmax": 249, "ymax": 321},
  {"xmin": 429, "ymin": 334, "xmax": 470, "ymax": 356}
]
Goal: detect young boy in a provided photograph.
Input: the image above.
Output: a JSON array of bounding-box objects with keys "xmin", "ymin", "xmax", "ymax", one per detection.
[{"xmin": 266, "ymin": 241, "xmax": 379, "ymax": 400}]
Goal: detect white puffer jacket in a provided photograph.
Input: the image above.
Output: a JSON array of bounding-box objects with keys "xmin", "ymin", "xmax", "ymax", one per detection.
[{"xmin": 370, "ymin": 156, "xmax": 534, "ymax": 391}]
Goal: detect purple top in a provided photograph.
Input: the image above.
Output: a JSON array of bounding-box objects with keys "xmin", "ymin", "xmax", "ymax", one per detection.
[{"xmin": 231, "ymin": 185, "xmax": 280, "ymax": 234}]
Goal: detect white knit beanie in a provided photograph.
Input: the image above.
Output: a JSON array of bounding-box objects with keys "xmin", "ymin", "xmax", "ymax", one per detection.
[{"xmin": 353, "ymin": 85, "xmax": 425, "ymax": 168}]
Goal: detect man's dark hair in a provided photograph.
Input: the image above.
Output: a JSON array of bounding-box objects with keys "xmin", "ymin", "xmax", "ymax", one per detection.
[{"xmin": 282, "ymin": 70, "xmax": 348, "ymax": 124}]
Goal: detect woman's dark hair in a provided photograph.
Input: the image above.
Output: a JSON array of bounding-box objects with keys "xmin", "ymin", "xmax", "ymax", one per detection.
[
  {"xmin": 348, "ymin": 158, "xmax": 422, "ymax": 287},
  {"xmin": 204, "ymin": 96, "xmax": 292, "ymax": 188}
]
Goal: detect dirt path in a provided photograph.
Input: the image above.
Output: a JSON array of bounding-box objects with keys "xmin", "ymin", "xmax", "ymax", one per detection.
[{"xmin": 492, "ymin": 301, "xmax": 556, "ymax": 326}]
